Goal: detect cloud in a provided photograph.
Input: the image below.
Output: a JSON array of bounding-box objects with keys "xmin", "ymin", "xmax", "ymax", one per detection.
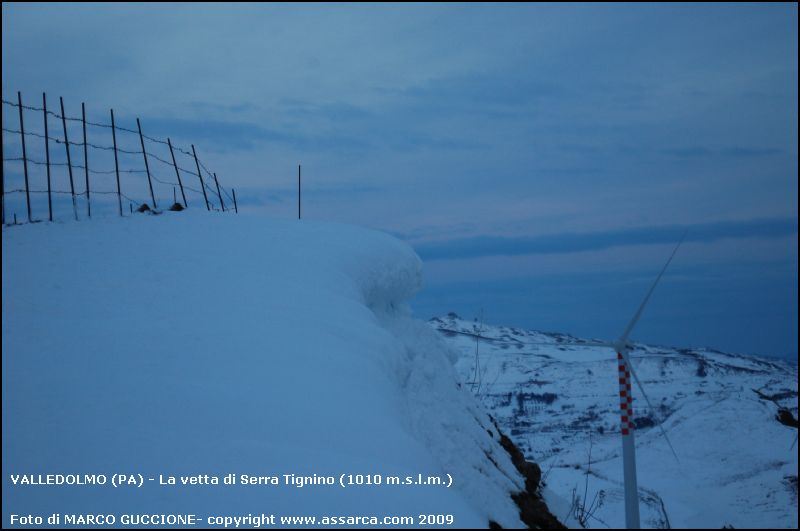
[
  {"xmin": 2, "ymin": 4, "xmax": 797, "ymax": 356},
  {"xmin": 412, "ymin": 255, "xmax": 798, "ymax": 359},
  {"xmin": 720, "ymin": 147, "xmax": 783, "ymax": 158},
  {"xmin": 662, "ymin": 147, "xmax": 782, "ymax": 158},
  {"xmin": 414, "ymin": 217, "xmax": 798, "ymax": 261},
  {"xmin": 137, "ymin": 116, "xmax": 370, "ymax": 153},
  {"xmin": 186, "ymin": 101, "xmax": 260, "ymax": 115},
  {"xmin": 661, "ymin": 147, "xmax": 714, "ymax": 158}
]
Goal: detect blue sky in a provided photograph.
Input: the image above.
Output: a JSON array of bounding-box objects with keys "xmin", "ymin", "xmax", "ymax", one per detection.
[{"xmin": 2, "ymin": 3, "xmax": 797, "ymax": 358}]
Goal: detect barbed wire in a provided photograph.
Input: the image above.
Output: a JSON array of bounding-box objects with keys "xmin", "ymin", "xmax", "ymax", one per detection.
[
  {"xmin": 3, "ymin": 98, "xmax": 205, "ymax": 160},
  {"xmin": 3, "ymin": 98, "xmax": 120, "ymax": 131},
  {"xmin": 3, "ymin": 153, "xmax": 218, "ymax": 203},
  {"xmin": 1, "ymin": 187, "xmax": 216, "ymax": 213},
  {"xmin": 2, "ymin": 96, "xmax": 238, "ymax": 216},
  {"xmin": 2, "ymin": 155, "xmax": 148, "ymax": 174},
  {"xmin": 2, "ymin": 187, "xmax": 145, "ymax": 207},
  {"xmin": 4, "ymin": 98, "xmax": 127, "ymax": 129},
  {"xmin": 220, "ymin": 184, "xmax": 235, "ymax": 204},
  {"xmin": 2, "ymin": 99, "xmax": 46, "ymax": 114},
  {"xmin": 2, "ymin": 135, "xmax": 203, "ymax": 178},
  {"xmin": 5, "ymin": 188, "xmax": 82, "ymax": 195},
  {"xmin": 195, "ymin": 158, "xmax": 233, "ymax": 203},
  {"xmin": 144, "ymin": 151, "xmax": 201, "ymax": 178},
  {"xmin": 3, "ymin": 157, "xmax": 218, "ymax": 205},
  {"xmin": 5, "ymin": 126, "xmax": 150, "ymax": 155}
]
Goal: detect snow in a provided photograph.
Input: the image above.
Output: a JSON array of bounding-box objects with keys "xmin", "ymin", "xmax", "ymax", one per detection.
[
  {"xmin": 435, "ymin": 314, "xmax": 799, "ymax": 529},
  {"xmin": 2, "ymin": 212, "xmax": 528, "ymax": 528}
]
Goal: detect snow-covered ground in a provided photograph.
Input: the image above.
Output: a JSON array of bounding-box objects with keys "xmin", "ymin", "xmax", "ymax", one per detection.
[
  {"xmin": 434, "ymin": 314, "xmax": 799, "ymax": 529},
  {"xmin": 2, "ymin": 212, "xmax": 538, "ymax": 528}
]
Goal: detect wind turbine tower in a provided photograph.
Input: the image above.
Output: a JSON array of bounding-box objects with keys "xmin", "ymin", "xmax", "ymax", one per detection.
[{"xmin": 575, "ymin": 235, "xmax": 684, "ymax": 528}]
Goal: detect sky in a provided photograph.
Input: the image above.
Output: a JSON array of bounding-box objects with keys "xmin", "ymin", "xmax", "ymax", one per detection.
[{"xmin": 2, "ymin": 3, "xmax": 797, "ymax": 359}]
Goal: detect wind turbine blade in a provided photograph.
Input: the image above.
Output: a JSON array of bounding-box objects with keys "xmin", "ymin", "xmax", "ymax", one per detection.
[
  {"xmin": 619, "ymin": 349, "xmax": 681, "ymax": 463},
  {"xmin": 619, "ymin": 232, "xmax": 687, "ymax": 345}
]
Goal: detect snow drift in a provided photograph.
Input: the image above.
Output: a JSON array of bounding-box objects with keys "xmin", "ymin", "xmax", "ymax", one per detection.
[{"xmin": 2, "ymin": 212, "xmax": 552, "ymax": 528}]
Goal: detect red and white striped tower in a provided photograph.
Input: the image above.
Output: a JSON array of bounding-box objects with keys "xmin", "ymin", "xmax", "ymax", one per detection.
[
  {"xmin": 617, "ymin": 350, "xmax": 641, "ymax": 528},
  {"xmin": 558, "ymin": 235, "xmax": 684, "ymax": 529}
]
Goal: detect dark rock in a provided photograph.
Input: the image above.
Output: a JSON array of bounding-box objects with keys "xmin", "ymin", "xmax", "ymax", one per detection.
[
  {"xmin": 496, "ymin": 430, "xmax": 565, "ymax": 529},
  {"xmin": 511, "ymin": 491, "xmax": 564, "ymax": 530},
  {"xmin": 633, "ymin": 415, "xmax": 657, "ymax": 429},
  {"xmin": 776, "ymin": 409, "xmax": 798, "ymax": 428},
  {"xmin": 696, "ymin": 360, "xmax": 708, "ymax": 377},
  {"xmin": 169, "ymin": 202, "xmax": 185, "ymax": 211},
  {"xmin": 136, "ymin": 203, "xmax": 151, "ymax": 213}
]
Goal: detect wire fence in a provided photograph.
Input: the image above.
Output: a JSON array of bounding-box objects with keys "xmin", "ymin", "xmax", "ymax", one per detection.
[{"xmin": 2, "ymin": 91, "xmax": 239, "ymax": 225}]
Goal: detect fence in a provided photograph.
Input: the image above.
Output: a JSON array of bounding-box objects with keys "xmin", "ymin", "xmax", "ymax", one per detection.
[{"xmin": 1, "ymin": 91, "xmax": 239, "ymax": 225}]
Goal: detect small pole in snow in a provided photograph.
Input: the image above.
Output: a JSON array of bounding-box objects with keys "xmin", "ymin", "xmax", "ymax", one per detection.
[
  {"xmin": 298, "ymin": 164, "xmax": 301, "ymax": 220},
  {"xmin": 232, "ymin": 188, "xmax": 238, "ymax": 214}
]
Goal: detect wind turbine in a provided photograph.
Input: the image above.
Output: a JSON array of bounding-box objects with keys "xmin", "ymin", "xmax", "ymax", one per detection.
[
  {"xmin": 571, "ymin": 235, "xmax": 685, "ymax": 529},
  {"xmin": 438, "ymin": 236, "xmax": 685, "ymax": 527}
]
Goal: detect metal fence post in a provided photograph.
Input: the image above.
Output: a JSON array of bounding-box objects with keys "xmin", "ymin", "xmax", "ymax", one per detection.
[
  {"xmin": 1, "ymin": 123, "xmax": 4, "ymax": 225},
  {"xmin": 82, "ymin": 102, "xmax": 90, "ymax": 218},
  {"xmin": 298, "ymin": 164, "xmax": 301, "ymax": 220},
  {"xmin": 43, "ymin": 93, "xmax": 53, "ymax": 222},
  {"xmin": 191, "ymin": 144, "xmax": 209, "ymax": 211},
  {"xmin": 110, "ymin": 109, "xmax": 123, "ymax": 216},
  {"xmin": 136, "ymin": 118, "xmax": 157, "ymax": 209},
  {"xmin": 167, "ymin": 138, "xmax": 187, "ymax": 207},
  {"xmin": 18, "ymin": 92, "xmax": 31, "ymax": 223},
  {"xmin": 213, "ymin": 172, "xmax": 225, "ymax": 212},
  {"xmin": 59, "ymin": 97, "xmax": 78, "ymax": 221}
]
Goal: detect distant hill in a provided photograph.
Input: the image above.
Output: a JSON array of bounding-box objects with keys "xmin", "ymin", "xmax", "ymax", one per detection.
[{"xmin": 433, "ymin": 313, "xmax": 798, "ymax": 529}]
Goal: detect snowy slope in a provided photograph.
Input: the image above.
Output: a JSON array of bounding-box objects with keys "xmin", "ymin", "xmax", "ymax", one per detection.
[
  {"xmin": 2, "ymin": 212, "xmax": 538, "ymax": 528},
  {"xmin": 433, "ymin": 314, "xmax": 798, "ymax": 529}
]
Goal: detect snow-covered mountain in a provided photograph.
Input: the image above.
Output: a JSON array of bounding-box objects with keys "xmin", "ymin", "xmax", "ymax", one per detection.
[
  {"xmin": 432, "ymin": 313, "xmax": 798, "ymax": 529},
  {"xmin": 2, "ymin": 213, "xmax": 561, "ymax": 529}
]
